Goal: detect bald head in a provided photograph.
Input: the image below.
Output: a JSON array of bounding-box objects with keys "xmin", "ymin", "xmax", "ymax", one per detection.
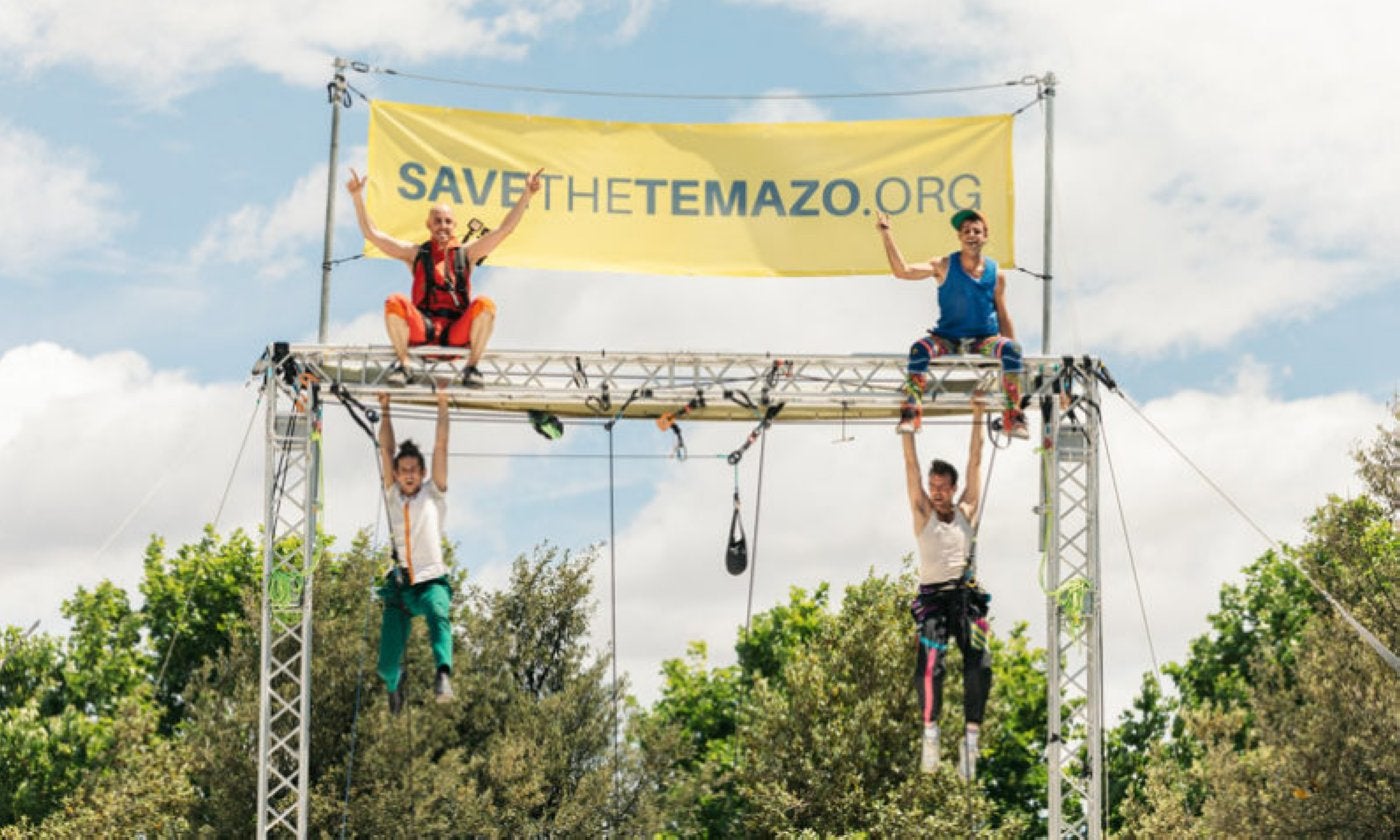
[{"xmin": 425, "ymin": 203, "xmax": 457, "ymax": 245}]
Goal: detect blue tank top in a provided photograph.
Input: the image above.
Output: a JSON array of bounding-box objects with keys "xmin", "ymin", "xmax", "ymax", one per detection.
[{"xmin": 934, "ymin": 252, "xmax": 999, "ymax": 339}]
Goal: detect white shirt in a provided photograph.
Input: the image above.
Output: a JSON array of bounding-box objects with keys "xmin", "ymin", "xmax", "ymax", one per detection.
[
  {"xmin": 916, "ymin": 507, "xmax": 974, "ymax": 585},
  {"xmin": 386, "ymin": 482, "xmax": 448, "ymax": 584}
]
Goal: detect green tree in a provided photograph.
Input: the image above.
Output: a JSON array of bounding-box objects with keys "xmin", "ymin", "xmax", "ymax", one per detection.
[
  {"xmin": 140, "ymin": 526, "xmax": 261, "ymax": 728},
  {"xmin": 182, "ymin": 537, "xmax": 679, "ymax": 836},
  {"xmin": 1118, "ymin": 410, "xmax": 1400, "ymax": 836},
  {"xmin": 0, "ymin": 698, "xmax": 198, "ymax": 839},
  {"xmin": 647, "ymin": 569, "xmax": 1048, "ymax": 836},
  {"xmin": 0, "ymin": 582, "xmax": 152, "ymax": 826}
]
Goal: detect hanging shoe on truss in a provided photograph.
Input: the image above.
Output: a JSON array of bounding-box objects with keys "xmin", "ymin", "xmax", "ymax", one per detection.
[
  {"xmin": 461, "ymin": 364, "xmax": 485, "ymax": 389},
  {"xmin": 897, "ymin": 402, "xmax": 923, "ymax": 435}
]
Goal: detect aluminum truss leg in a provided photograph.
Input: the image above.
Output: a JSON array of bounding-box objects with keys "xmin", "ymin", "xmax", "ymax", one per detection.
[
  {"xmin": 1040, "ymin": 362, "xmax": 1104, "ymax": 840},
  {"xmin": 257, "ymin": 365, "xmax": 321, "ymax": 839}
]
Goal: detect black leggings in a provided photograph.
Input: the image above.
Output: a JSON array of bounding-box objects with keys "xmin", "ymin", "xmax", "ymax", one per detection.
[{"xmin": 912, "ymin": 586, "xmax": 993, "ymax": 726}]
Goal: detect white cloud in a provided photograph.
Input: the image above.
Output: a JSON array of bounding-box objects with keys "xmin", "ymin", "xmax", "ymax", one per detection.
[
  {"xmin": 730, "ymin": 90, "xmax": 832, "ymax": 124},
  {"xmin": 736, "ymin": 0, "xmax": 1400, "ymax": 358},
  {"xmin": 0, "ymin": 121, "xmax": 125, "ymax": 278},
  {"xmin": 613, "ymin": 0, "xmax": 665, "ymax": 43},
  {"xmin": 0, "ymin": 0, "xmax": 590, "ymax": 105},
  {"xmin": 0, "ymin": 340, "xmax": 533, "ymax": 636},
  {"xmin": 190, "ymin": 156, "xmax": 350, "ymax": 281}
]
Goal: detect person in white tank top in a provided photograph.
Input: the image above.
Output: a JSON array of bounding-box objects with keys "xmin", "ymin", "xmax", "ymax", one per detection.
[
  {"xmin": 376, "ymin": 390, "xmax": 457, "ymax": 713},
  {"xmin": 902, "ymin": 399, "xmax": 992, "ymax": 779}
]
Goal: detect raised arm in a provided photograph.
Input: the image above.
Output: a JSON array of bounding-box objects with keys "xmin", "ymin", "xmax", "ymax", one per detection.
[
  {"xmin": 958, "ymin": 401, "xmax": 986, "ymax": 523},
  {"xmin": 466, "ymin": 167, "xmax": 544, "ymax": 264},
  {"xmin": 432, "ymin": 390, "xmax": 450, "ymax": 492},
  {"xmin": 902, "ymin": 433, "xmax": 932, "ymax": 534},
  {"xmin": 346, "ymin": 168, "xmax": 420, "ymax": 264},
  {"xmin": 993, "ymin": 271, "xmax": 1017, "ymax": 341},
  {"xmin": 377, "ymin": 392, "xmax": 397, "ymax": 489},
  {"xmin": 876, "ymin": 213, "xmax": 940, "ymax": 281}
]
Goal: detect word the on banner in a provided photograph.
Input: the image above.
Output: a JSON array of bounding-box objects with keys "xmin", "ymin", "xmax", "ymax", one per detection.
[{"xmin": 366, "ymin": 100, "xmax": 1014, "ymax": 277}]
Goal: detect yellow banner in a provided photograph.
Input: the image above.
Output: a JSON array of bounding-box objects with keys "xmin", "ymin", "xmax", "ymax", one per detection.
[{"xmin": 366, "ymin": 101, "xmax": 1014, "ymax": 276}]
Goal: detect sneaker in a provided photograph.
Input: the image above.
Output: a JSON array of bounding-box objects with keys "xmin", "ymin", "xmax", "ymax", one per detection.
[
  {"xmin": 434, "ymin": 670, "xmax": 454, "ymax": 703},
  {"xmin": 460, "ymin": 364, "xmax": 484, "ymax": 389},
  {"xmin": 385, "ymin": 362, "xmax": 415, "ymax": 387},
  {"xmin": 958, "ymin": 729, "xmax": 979, "ymax": 780},
  {"xmin": 387, "ymin": 685, "xmax": 404, "ymax": 716},
  {"xmin": 897, "ymin": 403, "xmax": 922, "ymax": 435},
  {"xmin": 920, "ymin": 724, "xmax": 940, "ymax": 774},
  {"xmin": 1003, "ymin": 410, "xmax": 1029, "ymax": 440}
]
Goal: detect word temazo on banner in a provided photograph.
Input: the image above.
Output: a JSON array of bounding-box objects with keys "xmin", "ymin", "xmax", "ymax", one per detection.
[{"xmin": 366, "ymin": 101, "xmax": 1015, "ymax": 277}]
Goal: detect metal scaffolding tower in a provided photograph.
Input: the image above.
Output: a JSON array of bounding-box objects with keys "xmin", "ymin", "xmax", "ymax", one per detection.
[
  {"xmin": 1040, "ymin": 359, "xmax": 1105, "ymax": 839},
  {"xmin": 252, "ymin": 344, "xmax": 1105, "ymax": 838},
  {"xmin": 256, "ymin": 352, "xmax": 321, "ymax": 838}
]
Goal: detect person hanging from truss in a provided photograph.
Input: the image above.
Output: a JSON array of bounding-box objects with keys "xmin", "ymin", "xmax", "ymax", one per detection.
[
  {"xmin": 877, "ymin": 208, "xmax": 1028, "ymax": 438},
  {"xmin": 377, "ymin": 390, "xmax": 455, "ymax": 712},
  {"xmin": 903, "ymin": 398, "xmax": 993, "ymax": 779},
  {"xmin": 346, "ymin": 166, "xmax": 544, "ymax": 387}
]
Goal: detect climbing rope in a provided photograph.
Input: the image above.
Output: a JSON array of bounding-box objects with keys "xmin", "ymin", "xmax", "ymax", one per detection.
[{"xmin": 1106, "ymin": 383, "xmax": 1400, "ymax": 677}]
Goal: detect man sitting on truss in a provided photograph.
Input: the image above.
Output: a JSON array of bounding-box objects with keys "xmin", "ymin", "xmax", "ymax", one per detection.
[
  {"xmin": 902, "ymin": 399, "xmax": 993, "ymax": 779},
  {"xmin": 346, "ymin": 166, "xmax": 543, "ymax": 387},
  {"xmin": 376, "ymin": 390, "xmax": 455, "ymax": 712},
  {"xmin": 877, "ymin": 208, "xmax": 1028, "ymax": 439}
]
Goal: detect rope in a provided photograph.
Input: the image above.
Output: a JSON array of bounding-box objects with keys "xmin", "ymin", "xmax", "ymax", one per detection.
[
  {"xmin": 743, "ymin": 425, "xmax": 772, "ymax": 634},
  {"xmin": 338, "ymin": 576, "xmax": 374, "ymax": 840},
  {"xmin": 604, "ymin": 418, "xmax": 621, "ymax": 817},
  {"xmin": 1110, "ymin": 388, "xmax": 1400, "ymax": 677},
  {"xmin": 156, "ymin": 386, "xmax": 264, "ymax": 689},
  {"xmin": 338, "ymin": 393, "xmax": 394, "ymax": 838},
  {"xmin": 354, "ymin": 62, "xmax": 1039, "ymax": 102},
  {"xmin": 1099, "ymin": 416, "xmax": 1161, "ymax": 679}
]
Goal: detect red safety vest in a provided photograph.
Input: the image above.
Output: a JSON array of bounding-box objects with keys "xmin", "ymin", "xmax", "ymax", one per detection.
[{"xmin": 412, "ymin": 241, "xmax": 472, "ymax": 320}]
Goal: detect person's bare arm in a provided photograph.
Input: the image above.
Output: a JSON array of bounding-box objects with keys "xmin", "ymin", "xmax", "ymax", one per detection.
[
  {"xmin": 903, "ymin": 433, "xmax": 932, "ymax": 535},
  {"xmin": 877, "ymin": 213, "xmax": 941, "ymax": 281},
  {"xmin": 994, "ymin": 272, "xmax": 1017, "ymax": 341},
  {"xmin": 377, "ymin": 393, "xmax": 397, "ymax": 489},
  {"xmin": 346, "ymin": 168, "xmax": 419, "ymax": 264},
  {"xmin": 958, "ymin": 401, "xmax": 986, "ymax": 523},
  {"xmin": 431, "ymin": 390, "xmax": 449, "ymax": 492},
  {"xmin": 466, "ymin": 168, "xmax": 543, "ymax": 263}
]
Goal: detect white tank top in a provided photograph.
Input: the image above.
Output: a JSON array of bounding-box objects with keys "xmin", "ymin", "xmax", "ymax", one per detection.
[{"xmin": 916, "ymin": 507, "xmax": 974, "ymax": 585}]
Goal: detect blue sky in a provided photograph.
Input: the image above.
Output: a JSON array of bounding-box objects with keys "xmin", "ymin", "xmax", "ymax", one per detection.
[{"xmin": 2, "ymin": 0, "xmax": 1395, "ymax": 716}]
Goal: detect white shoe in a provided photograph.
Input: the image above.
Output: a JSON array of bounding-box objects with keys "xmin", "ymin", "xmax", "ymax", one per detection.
[
  {"xmin": 958, "ymin": 729, "xmax": 979, "ymax": 780},
  {"xmin": 920, "ymin": 724, "xmax": 940, "ymax": 773}
]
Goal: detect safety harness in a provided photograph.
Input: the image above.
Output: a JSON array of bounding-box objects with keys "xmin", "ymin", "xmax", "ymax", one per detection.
[{"xmin": 412, "ymin": 242, "xmax": 472, "ymax": 343}]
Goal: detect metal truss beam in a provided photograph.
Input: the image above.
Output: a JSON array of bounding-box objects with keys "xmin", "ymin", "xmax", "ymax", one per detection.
[{"xmin": 256, "ymin": 343, "xmax": 1071, "ymax": 421}]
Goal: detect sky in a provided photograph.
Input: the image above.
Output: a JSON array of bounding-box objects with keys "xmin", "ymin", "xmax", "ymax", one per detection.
[{"xmin": 1, "ymin": 0, "xmax": 1397, "ymax": 726}]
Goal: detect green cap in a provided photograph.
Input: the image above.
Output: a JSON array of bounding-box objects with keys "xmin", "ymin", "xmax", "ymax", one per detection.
[{"xmin": 950, "ymin": 208, "xmax": 986, "ymax": 231}]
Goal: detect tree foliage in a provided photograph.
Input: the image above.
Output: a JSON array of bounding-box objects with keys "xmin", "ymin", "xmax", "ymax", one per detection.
[
  {"xmin": 1115, "ymin": 410, "xmax": 1400, "ymax": 836},
  {"xmin": 647, "ymin": 568, "xmax": 1048, "ymax": 837}
]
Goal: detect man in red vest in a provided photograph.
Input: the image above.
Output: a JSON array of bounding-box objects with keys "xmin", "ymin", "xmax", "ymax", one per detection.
[{"xmin": 347, "ymin": 167, "xmax": 543, "ymax": 386}]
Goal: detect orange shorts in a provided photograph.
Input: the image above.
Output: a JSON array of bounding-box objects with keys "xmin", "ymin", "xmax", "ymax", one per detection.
[{"xmin": 384, "ymin": 293, "xmax": 496, "ymax": 347}]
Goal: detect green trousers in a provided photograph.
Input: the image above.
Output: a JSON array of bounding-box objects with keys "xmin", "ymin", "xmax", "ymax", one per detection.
[{"xmin": 377, "ymin": 575, "xmax": 453, "ymax": 693}]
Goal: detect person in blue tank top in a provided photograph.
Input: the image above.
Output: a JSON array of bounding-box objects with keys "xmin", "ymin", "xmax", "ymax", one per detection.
[{"xmin": 876, "ymin": 208, "xmax": 1029, "ymax": 439}]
